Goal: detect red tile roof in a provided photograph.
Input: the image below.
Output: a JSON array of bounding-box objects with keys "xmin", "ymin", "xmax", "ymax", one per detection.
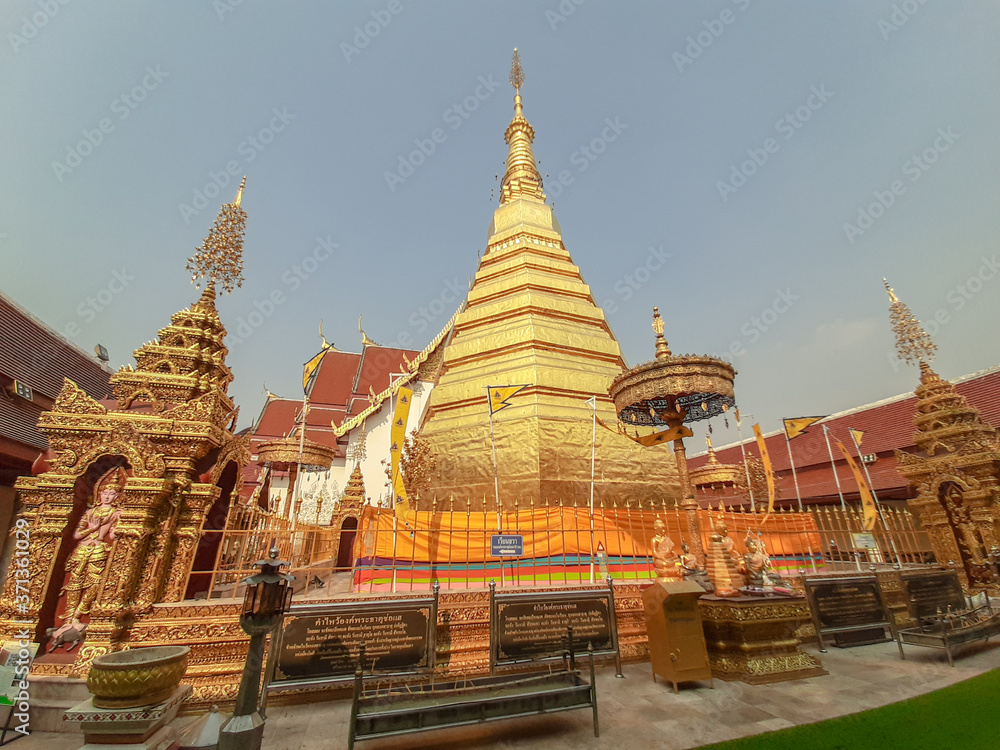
[
  {"xmin": 308, "ymin": 351, "xmax": 362, "ymax": 405},
  {"xmin": 689, "ymin": 366, "xmax": 1000, "ymax": 505}
]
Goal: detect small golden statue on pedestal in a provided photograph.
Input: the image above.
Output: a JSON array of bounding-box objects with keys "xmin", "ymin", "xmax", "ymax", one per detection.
[
  {"xmin": 651, "ymin": 518, "xmax": 682, "ymax": 582},
  {"xmin": 741, "ymin": 534, "xmax": 777, "ymax": 589}
]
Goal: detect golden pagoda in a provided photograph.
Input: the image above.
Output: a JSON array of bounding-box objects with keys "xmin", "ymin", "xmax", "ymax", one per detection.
[
  {"xmin": 887, "ymin": 280, "xmax": 1000, "ymax": 591},
  {"xmin": 0, "ymin": 185, "xmax": 253, "ymax": 684},
  {"xmin": 418, "ymin": 50, "xmax": 681, "ymax": 508}
]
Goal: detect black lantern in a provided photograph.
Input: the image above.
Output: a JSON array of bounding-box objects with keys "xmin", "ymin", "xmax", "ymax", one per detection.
[{"xmin": 242, "ymin": 547, "xmax": 294, "ymax": 620}]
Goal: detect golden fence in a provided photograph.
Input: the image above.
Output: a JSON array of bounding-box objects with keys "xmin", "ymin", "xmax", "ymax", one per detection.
[{"xmin": 190, "ymin": 499, "xmax": 934, "ymax": 600}]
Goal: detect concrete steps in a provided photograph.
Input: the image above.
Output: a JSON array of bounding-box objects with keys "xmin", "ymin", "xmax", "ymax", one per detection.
[{"xmin": 26, "ymin": 675, "xmax": 90, "ymax": 734}]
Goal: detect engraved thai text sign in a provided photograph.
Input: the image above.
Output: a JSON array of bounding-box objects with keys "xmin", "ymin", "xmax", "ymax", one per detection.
[
  {"xmin": 270, "ymin": 595, "xmax": 437, "ymax": 689},
  {"xmin": 491, "ymin": 534, "xmax": 524, "ymax": 556},
  {"xmin": 491, "ymin": 587, "xmax": 618, "ymax": 667},
  {"xmin": 902, "ymin": 570, "xmax": 965, "ymax": 621},
  {"xmin": 806, "ymin": 577, "xmax": 888, "ymax": 630}
]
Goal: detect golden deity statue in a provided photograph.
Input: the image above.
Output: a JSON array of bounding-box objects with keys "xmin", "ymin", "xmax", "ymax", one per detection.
[
  {"xmin": 741, "ymin": 534, "xmax": 775, "ymax": 589},
  {"xmin": 55, "ymin": 467, "xmax": 127, "ymax": 636},
  {"xmin": 651, "ymin": 518, "xmax": 680, "ymax": 581}
]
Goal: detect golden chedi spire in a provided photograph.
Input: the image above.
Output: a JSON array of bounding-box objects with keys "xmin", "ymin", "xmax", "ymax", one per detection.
[
  {"xmin": 499, "ymin": 49, "xmax": 545, "ymax": 205},
  {"xmin": 340, "ymin": 462, "xmax": 367, "ymax": 510},
  {"xmin": 885, "ymin": 278, "xmax": 937, "ymax": 368}
]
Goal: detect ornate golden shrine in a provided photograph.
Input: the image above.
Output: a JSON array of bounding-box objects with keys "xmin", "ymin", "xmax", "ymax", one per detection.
[
  {"xmin": 887, "ymin": 281, "xmax": 1000, "ymax": 592},
  {"xmin": 0, "ymin": 186, "xmax": 253, "ymax": 678}
]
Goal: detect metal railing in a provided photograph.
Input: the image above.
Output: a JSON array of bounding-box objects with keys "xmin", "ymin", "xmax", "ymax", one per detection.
[{"xmin": 187, "ymin": 499, "xmax": 934, "ymax": 601}]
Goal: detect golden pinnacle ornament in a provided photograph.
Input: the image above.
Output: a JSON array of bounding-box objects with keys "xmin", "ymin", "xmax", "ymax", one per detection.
[
  {"xmin": 884, "ymin": 278, "xmax": 937, "ymax": 366},
  {"xmin": 187, "ymin": 177, "xmax": 247, "ymax": 294}
]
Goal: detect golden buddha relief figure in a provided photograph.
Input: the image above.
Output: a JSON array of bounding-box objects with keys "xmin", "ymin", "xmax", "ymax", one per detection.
[{"xmin": 54, "ymin": 466, "xmax": 127, "ymax": 637}]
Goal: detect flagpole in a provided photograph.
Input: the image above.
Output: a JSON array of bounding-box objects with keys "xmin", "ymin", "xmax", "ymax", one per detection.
[
  {"xmin": 487, "ymin": 388, "xmax": 502, "ymax": 533},
  {"xmin": 822, "ymin": 424, "xmax": 847, "ymax": 511},
  {"xmin": 850, "ymin": 429, "xmax": 900, "ymax": 567},
  {"xmin": 734, "ymin": 412, "xmax": 756, "ymax": 511},
  {"xmin": 783, "ymin": 428, "xmax": 805, "ymax": 512},
  {"xmin": 586, "ymin": 396, "xmax": 597, "ymax": 584},
  {"xmin": 290, "ymin": 393, "xmax": 309, "ymax": 534}
]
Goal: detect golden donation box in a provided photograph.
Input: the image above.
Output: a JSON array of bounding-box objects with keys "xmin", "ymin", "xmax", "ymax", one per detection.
[{"xmin": 642, "ymin": 580, "xmax": 713, "ymax": 693}]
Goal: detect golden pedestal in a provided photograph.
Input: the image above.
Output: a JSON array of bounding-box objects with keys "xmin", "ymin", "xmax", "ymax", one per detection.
[
  {"xmin": 642, "ymin": 581, "xmax": 712, "ymax": 693},
  {"xmin": 698, "ymin": 594, "xmax": 827, "ymax": 685}
]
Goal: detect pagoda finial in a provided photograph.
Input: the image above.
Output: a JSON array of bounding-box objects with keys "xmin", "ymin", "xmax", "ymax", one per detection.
[
  {"xmin": 652, "ymin": 306, "xmax": 672, "ymax": 360},
  {"xmin": 510, "ymin": 48, "xmax": 524, "ymax": 94},
  {"xmin": 885, "ymin": 279, "xmax": 937, "ymax": 367},
  {"xmin": 883, "ymin": 278, "xmax": 899, "ymax": 303},
  {"xmin": 187, "ymin": 179, "xmax": 247, "ymax": 295},
  {"xmin": 499, "ymin": 49, "xmax": 545, "ymax": 205}
]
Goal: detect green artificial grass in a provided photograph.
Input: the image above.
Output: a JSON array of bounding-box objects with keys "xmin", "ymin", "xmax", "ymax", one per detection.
[{"xmin": 703, "ymin": 668, "xmax": 999, "ymax": 750}]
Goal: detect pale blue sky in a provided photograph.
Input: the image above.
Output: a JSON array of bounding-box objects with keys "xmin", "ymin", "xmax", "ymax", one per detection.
[{"xmin": 3, "ymin": 1, "xmax": 999, "ymax": 445}]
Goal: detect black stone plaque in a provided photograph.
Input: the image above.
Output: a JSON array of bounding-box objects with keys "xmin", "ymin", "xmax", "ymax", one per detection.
[
  {"xmin": 274, "ymin": 605, "xmax": 431, "ymax": 683},
  {"xmin": 496, "ymin": 598, "xmax": 611, "ymax": 661},
  {"xmin": 806, "ymin": 577, "xmax": 888, "ymax": 630},
  {"xmin": 902, "ymin": 571, "xmax": 966, "ymax": 621}
]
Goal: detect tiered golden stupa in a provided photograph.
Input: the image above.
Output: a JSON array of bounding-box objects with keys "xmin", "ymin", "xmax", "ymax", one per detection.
[
  {"xmin": 419, "ymin": 51, "xmax": 680, "ymax": 508},
  {"xmin": 886, "ymin": 280, "xmax": 1000, "ymax": 591}
]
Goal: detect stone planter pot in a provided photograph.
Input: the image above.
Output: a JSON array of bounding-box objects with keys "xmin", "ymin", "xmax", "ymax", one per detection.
[{"xmin": 87, "ymin": 645, "xmax": 190, "ymax": 709}]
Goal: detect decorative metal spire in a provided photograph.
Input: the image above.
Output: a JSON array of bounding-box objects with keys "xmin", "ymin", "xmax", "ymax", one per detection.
[
  {"xmin": 499, "ymin": 48, "xmax": 545, "ymax": 205},
  {"xmin": 652, "ymin": 306, "xmax": 672, "ymax": 360},
  {"xmin": 187, "ymin": 178, "xmax": 246, "ymax": 294},
  {"xmin": 509, "ymin": 48, "xmax": 524, "ymax": 93},
  {"xmin": 885, "ymin": 278, "xmax": 937, "ymax": 366},
  {"xmin": 347, "ymin": 421, "xmax": 368, "ymax": 465}
]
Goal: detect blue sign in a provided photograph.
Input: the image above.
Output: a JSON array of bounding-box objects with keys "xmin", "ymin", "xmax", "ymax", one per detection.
[{"xmin": 491, "ymin": 534, "xmax": 524, "ymax": 557}]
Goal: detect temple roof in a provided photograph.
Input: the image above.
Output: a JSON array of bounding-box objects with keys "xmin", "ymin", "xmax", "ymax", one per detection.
[
  {"xmin": 688, "ymin": 365, "xmax": 1000, "ymax": 504},
  {"xmin": 0, "ymin": 292, "xmax": 112, "ymax": 461}
]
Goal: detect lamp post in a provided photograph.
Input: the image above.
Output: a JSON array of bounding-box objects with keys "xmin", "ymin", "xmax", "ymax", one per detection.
[{"xmin": 218, "ymin": 547, "xmax": 294, "ymax": 750}]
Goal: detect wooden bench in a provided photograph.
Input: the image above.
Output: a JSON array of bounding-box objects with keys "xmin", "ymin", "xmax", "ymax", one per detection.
[{"xmin": 348, "ymin": 632, "xmax": 599, "ymax": 748}]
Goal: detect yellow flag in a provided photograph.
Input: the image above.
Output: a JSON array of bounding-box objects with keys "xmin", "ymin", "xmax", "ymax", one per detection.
[
  {"xmin": 850, "ymin": 428, "xmax": 864, "ymax": 448},
  {"xmin": 302, "ymin": 348, "xmax": 329, "ymax": 394},
  {"xmin": 636, "ymin": 424, "xmax": 693, "ymax": 446},
  {"xmin": 595, "ymin": 417, "xmax": 692, "ymax": 446},
  {"xmin": 783, "ymin": 416, "xmax": 824, "ymax": 440},
  {"xmin": 753, "ymin": 423, "xmax": 776, "ymax": 516},
  {"xmin": 487, "ymin": 385, "xmax": 528, "ymax": 415},
  {"xmin": 390, "ymin": 386, "xmax": 414, "ymax": 526},
  {"xmin": 836, "ymin": 439, "xmax": 878, "ymax": 531}
]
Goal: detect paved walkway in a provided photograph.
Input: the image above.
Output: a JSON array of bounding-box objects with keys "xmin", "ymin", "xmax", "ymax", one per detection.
[{"xmin": 21, "ymin": 638, "xmax": 1000, "ymax": 750}]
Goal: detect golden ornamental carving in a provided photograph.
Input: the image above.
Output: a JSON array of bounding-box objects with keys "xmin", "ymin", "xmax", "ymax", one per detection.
[
  {"xmin": 53, "ymin": 379, "xmax": 108, "ymax": 415},
  {"xmin": 211, "ymin": 432, "xmax": 252, "ymax": 484}
]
